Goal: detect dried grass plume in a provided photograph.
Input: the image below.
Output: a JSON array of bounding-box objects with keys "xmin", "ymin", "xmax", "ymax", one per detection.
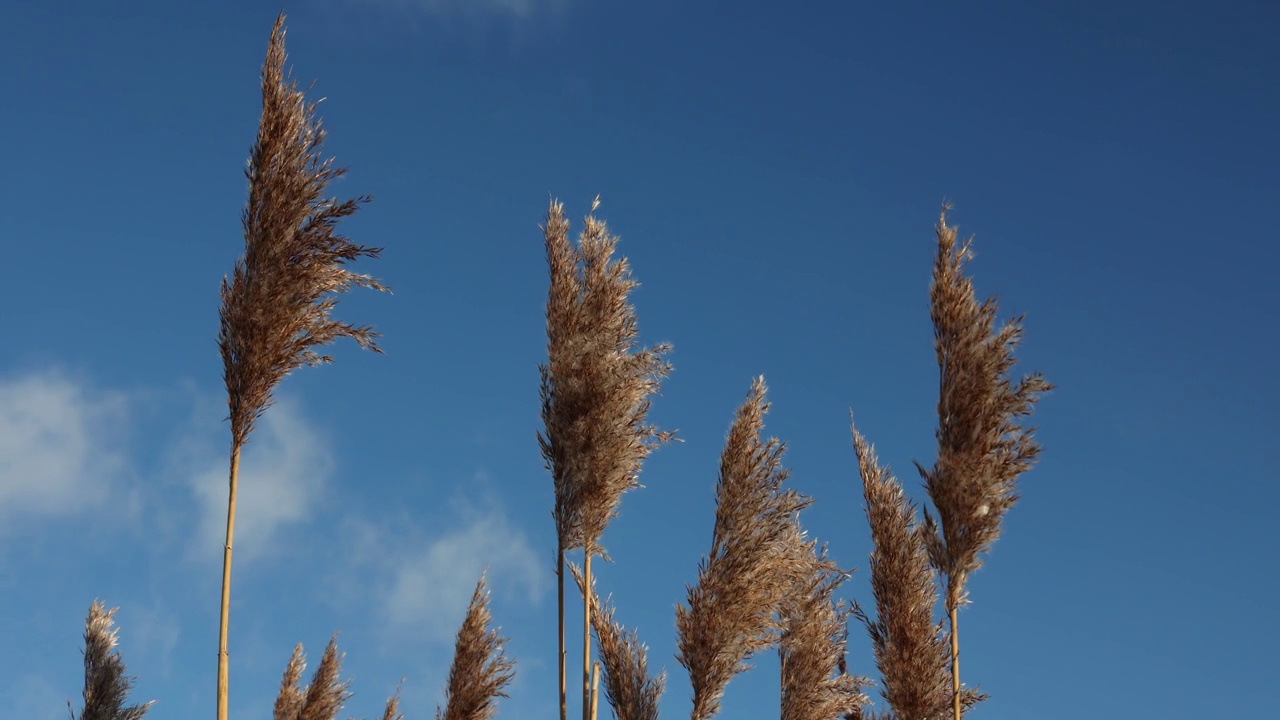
[
  {"xmin": 272, "ymin": 638, "xmax": 400, "ymax": 720},
  {"xmin": 778, "ymin": 539, "xmax": 870, "ymax": 720},
  {"xmin": 538, "ymin": 196, "xmax": 675, "ymax": 559},
  {"xmin": 915, "ymin": 206, "xmax": 1051, "ymax": 719},
  {"xmin": 676, "ymin": 377, "xmax": 812, "ymax": 720},
  {"xmin": 71, "ymin": 600, "xmax": 153, "ymax": 720},
  {"xmin": 220, "ymin": 11, "xmax": 389, "ymax": 449},
  {"xmin": 216, "ymin": 13, "xmax": 389, "ymax": 720},
  {"xmin": 538, "ymin": 196, "xmax": 674, "ymax": 720},
  {"xmin": 849, "ymin": 423, "xmax": 953, "ymax": 720},
  {"xmin": 436, "ymin": 573, "xmax": 517, "ymax": 720},
  {"xmin": 272, "ymin": 638, "xmax": 351, "ymax": 720}
]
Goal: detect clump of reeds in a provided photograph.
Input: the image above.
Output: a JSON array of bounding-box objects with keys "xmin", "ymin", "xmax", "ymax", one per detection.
[
  {"xmin": 914, "ymin": 206, "xmax": 1052, "ymax": 720},
  {"xmin": 847, "ymin": 206, "xmax": 1050, "ymax": 719},
  {"xmin": 271, "ymin": 637, "xmax": 402, "ymax": 720},
  {"xmin": 675, "ymin": 377, "xmax": 813, "ymax": 720},
  {"xmin": 70, "ymin": 600, "xmax": 153, "ymax": 720},
  {"xmin": 436, "ymin": 574, "xmax": 517, "ymax": 720},
  {"xmin": 569, "ymin": 560, "xmax": 666, "ymax": 720},
  {"xmin": 216, "ymin": 11, "xmax": 388, "ymax": 720},
  {"xmin": 538, "ymin": 196, "xmax": 674, "ymax": 720},
  {"xmin": 777, "ymin": 538, "xmax": 870, "ymax": 720}
]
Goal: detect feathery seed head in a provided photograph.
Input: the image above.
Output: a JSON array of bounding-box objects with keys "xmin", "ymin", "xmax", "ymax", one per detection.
[
  {"xmin": 917, "ymin": 205, "xmax": 1052, "ymax": 606},
  {"xmin": 850, "ymin": 421, "xmax": 953, "ymax": 720},
  {"xmin": 538, "ymin": 197, "xmax": 674, "ymax": 558},
  {"xmin": 778, "ymin": 539, "xmax": 871, "ymax": 720},
  {"xmin": 436, "ymin": 573, "xmax": 517, "ymax": 720},
  {"xmin": 75, "ymin": 600, "xmax": 153, "ymax": 720},
  {"xmin": 271, "ymin": 636, "xmax": 352, "ymax": 720},
  {"xmin": 676, "ymin": 377, "xmax": 812, "ymax": 720},
  {"xmin": 219, "ymin": 12, "xmax": 388, "ymax": 448}
]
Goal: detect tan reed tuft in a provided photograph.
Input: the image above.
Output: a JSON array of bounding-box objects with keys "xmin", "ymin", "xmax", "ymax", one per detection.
[
  {"xmin": 914, "ymin": 206, "xmax": 1052, "ymax": 720},
  {"xmin": 675, "ymin": 376, "xmax": 813, "ymax": 720},
  {"xmin": 849, "ymin": 423, "xmax": 954, "ymax": 720},
  {"xmin": 778, "ymin": 537, "xmax": 871, "ymax": 720},
  {"xmin": 272, "ymin": 638, "xmax": 351, "ymax": 720},
  {"xmin": 72, "ymin": 601, "xmax": 153, "ymax": 720},
  {"xmin": 569, "ymin": 560, "xmax": 667, "ymax": 720},
  {"xmin": 215, "ymin": 12, "xmax": 389, "ymax": 720},
  {"xmin": 538, "ymin": 196, "xmax": 674, "ymax": 720},
  {"xmin": 271, "ymin": 637, "xmax": 400, "ymax": 720},
  {"xmin": 379, "ymin": 690, "xmax": 405, "ymax": 720},
  {"xmin": 435, "ymin": 574, "xmax": 517, "ymax": 720}
]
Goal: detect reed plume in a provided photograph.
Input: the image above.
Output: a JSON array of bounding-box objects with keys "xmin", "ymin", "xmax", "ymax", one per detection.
[
  {"xmin": 569, "ymin": 560, "xmax": 666, "ymax": 720},
  {"xmin": 849, "ymin": 423, "xmax": 953, "ymax": 720},
  {"xmin": 778, "ymin": 538, "xmax": 870, "ymax": 720},
  {"xmin": 914, "ymin": 207, "xmax": 1051, "ymax": 720},
  {"xmin": 675, "ymin": 377, "xmax": 812, "ymax": 720},
  {"xmin": 217, "ymin": 12, "xmax": 388, "ymax": 720},
  {"xmin": 379, "ymin": 691, "xmax": 405, "ymax": 720},
  {"xmin": 436, "ymin": 574, "xmax": 517, "ymax": 720},
  {"xmin": 538, "ymin": 197, "xmax": 674, "ymax": 720},
  {"xmin": 272, "ymin": 639, "xmax": 350, "ymax": 720},
  {"xmin": 273, "ymin": 632, "xmax": 399, "ymax": 717},
  {"xmin": 272, "ymin": 637, "xmax": 401, "ymax": 720},
  {"xmin": 71, "ymin": 600, "xmax": 153, "ymax": 720}
]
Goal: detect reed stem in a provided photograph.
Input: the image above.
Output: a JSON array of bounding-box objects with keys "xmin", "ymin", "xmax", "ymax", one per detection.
[
  {"xmin": 217, "ymin": 443, "xmax": 241, "ymax": 720},
  {"xmin": 582, "ymin": 552, "xmax": 593, "ymax": 720},
  {"xmin": 590, "ymin": 660, "xmax": 600, "ymax": 720},
  {"xmin": 559, "ymin": 546, "xmax": 567, "ymax": 720},
  {"xmin": 950, "ymin": 603, "xmax": 960, "ymax": 720}
]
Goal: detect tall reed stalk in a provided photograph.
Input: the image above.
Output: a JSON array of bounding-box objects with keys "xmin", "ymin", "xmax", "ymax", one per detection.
[
  {"xmin": 538, "ymin": 197, "xmax": 673, "ymax": 720},
  {"xmin": 217, "ymin": 13, "xmax": 388, "ymax": 720},
  {"xmin": 914, "ymin": 206, "xmax": 1051, "ymax": 719}
]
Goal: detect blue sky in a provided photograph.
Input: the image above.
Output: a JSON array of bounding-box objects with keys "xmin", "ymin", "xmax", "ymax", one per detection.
[{"xmin": 1, "ymin": 0, "xmax": 1275, "ymax": 718}]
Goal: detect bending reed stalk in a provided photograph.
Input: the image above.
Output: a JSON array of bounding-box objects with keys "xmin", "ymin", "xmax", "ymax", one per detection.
[
  {"xmin": 216, "ymin": 13, "xmax": 388, "ymax": 720},
  {"xmin": 914, "ymin": 206, "xmax": 1052, "ymax": 720}
]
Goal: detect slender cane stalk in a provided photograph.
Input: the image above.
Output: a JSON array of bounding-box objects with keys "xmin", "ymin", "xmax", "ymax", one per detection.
[
  {"xmin": 950, "ymin": 604, "xmax": 960, "ymax": 720},
  {"xmin": 559, "ymin": 546, "xmax": 567, "ymax": 720},
  {"xmin": 590, "ymin": 661, "xmax": 601, "ymax": 720},
  {"xmin": 582, "ymin": 552, "xmax": 593, "ymax": 720},
  {"xmin": 217, "ymin": 444, "xmax": 242, "ymax": 720}
]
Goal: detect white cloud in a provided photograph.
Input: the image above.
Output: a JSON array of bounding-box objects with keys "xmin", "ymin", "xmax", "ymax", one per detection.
[
  {"xmin": 187, "ymin": 398, "xmax": 334, "ymax": 564},
  {"xmin": 346, "ymin": 483, "xmax": 546, "ymax": 646},
  {"xmin": 0, "ymin": 371, "xmax": 129, "ymax": 526}
]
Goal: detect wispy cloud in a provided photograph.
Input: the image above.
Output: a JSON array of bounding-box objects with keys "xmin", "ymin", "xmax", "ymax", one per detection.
[
  {"xmin": 186, "ymin": 397, "xmax": 334, "ymax": 564},
  {"xmin": 0, "ymin": 371, "xmax": 130, "ymax": 528},
  {"xmin": 343, "ymin": 480, "xmax": 546, "ymax": 647}
]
